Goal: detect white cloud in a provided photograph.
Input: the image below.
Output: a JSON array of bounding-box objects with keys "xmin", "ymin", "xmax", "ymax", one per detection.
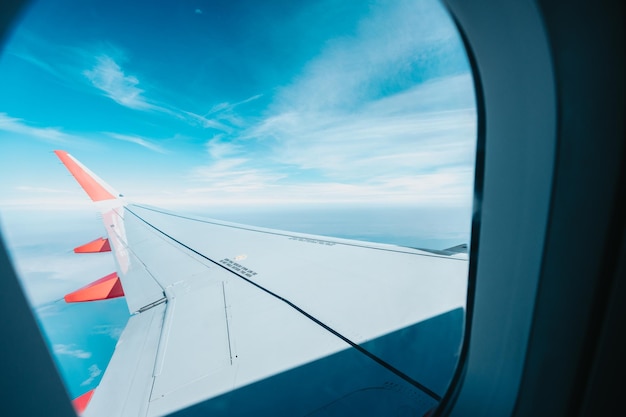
[
  {"xmin": 186, "ymin": 0, "xmax": 477, "ymax": 208},
  {"xmin": 83, "ymin": 55, "xmax": 154, "ymax": 110},
  {"xmin": 15, "ymin": 186, "xmax": 73, "ymax": 194},
  {"xmin": 0, "ymin": 113, "xmax": 72, "ymax": 144},
  {"xmin": 80, "ymin": 53, "xmax": 244, "ymax": 134},
  {"xmin": 183, "ymin": 94, "xmax": 263, "ymax": 133},
  {"xmin": 205, "ymin": 136, "xmax": 239, "ymax": 159},
  {"xmin": 80, "ymin": 364, "xmax": 102, "ymax": 386},
  {"xmin": 4, "ymin": 236, "xmax": 117, "ymax": 306},
  {"xmin": 53, "ymin": 344, "xmax": 92, "ymax": 359},
  {"xmin": 107, "ymin": 133, "xmax": 167, "ymax": 154},
  {"xmin": 91, "ymin": 324, "xmax": 124, "ymax": 340},
  {"xmin": 251, "ymin": 87, "xmax": 476, "ymax": 177},
  {"xmin": 10, "ymin": 37, "xmax": 253, "ymax": 133},
  {"xmin": 191, "ymin": 158, "xmax": 286, "ymax": 194},
  {"xmin": 11, "ymin": 51, "xmax": 64, "ymax": 80},
  {"xmin": 205, "ymin": 94, "xmax": 263, "ymax": 116},
  {"xmin": 34, "ymin": 302, "xmax": 62, "ymax": 319},
  {"xmin": 188, "ymin": 75, "xmax": 476, "ymax": 207},
  {"xmin": 274, "ymin": 0, "xmax": 463, "ymax": 113},
  {"xmin": 0, "ymin": 196, "xmax": 93, "ymax": 212},
  {"xmin": 181, "ymin": 110, "xmax": 234, "ymax": 132},
  {"xmin": 178, "ymin": 170, "xmax": 472, "ymax": 207}
]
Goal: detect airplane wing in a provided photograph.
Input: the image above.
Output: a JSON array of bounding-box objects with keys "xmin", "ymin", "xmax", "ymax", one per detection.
[{"xmin": 53, "ymin": 150, "xmax": 468, "ymax": 417}]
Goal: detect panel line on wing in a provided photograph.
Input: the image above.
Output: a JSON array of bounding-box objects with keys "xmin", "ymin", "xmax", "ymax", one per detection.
[
  {"xmin": 153, "ymin": 285, "xmax": 178, "ymax": 378},
  {"xmin": 132, "ymin": 204, "xmax": 463, "ymax": 261},
  {"xmin": 125, "ymin": 206, "xmax": 444, "ymax": 402},
  {"xmin": 222, "ymin": 281, "xmax": 234, "ymax": 366}
]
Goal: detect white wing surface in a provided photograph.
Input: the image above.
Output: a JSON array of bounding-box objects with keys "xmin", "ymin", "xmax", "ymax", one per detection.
[{"xmin": 54, "ymin": 151, "xmax": 468, "ymax": 417}]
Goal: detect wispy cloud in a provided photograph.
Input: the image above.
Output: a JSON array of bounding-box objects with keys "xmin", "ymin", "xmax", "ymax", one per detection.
[
  {"xmin": 53, "ymin": 344, "xmax": 92, "ymax": 359},
  {"xmin": 205, "ymin": 136, "xmax": 239, "ymax": 159},
  {"xmin": 205, "ymin": 94, "xmax": 263, "ymax": 117},
  {"xmin": 180, "ymin": 110, "xmax": 234, "ymax": 132},
  {"xmin": 179, "ymin": 94, "xmax": 264, "ymax": 133},
  {"xmin": 9, "ymin": 33, "xmax": 250, "ymax": 134},
  {"xmin": 83, "ymin": 55, "xmax": 154, "ymax": 110},
  {"xmin": 10, "ymin": 37, "xmax": 159, "ymax": 113},
  {"xmin": 12, "ymin": 51, "xmax": 64, "ymax": 79},
  {"xmin": 187, "ymin": 0, "xmax": 476, "ymax": 207},
  {"xmin": 91, "ymin": 324, "xmax": 124, "ymax": 340},
  {"xmin": 251, "ymin": 78, "xmax": 476, "ymax": 177},
  {"xmin": 80, "ymin": 364, "xmax": 102, "ymax": 386},
  {"xmin": 107, "ymin": 133, "xmax": 168, "ymax": 154},
  {"xmin": 6, "ymin": 32, "xmax": 80, "ymax": 84},
  {"xmin": 188, "ymin": 75, "xmax": 476, "ymax": 207},
  {"xmin": 6, "ymin": 244, "xmax": 117, "ymax": 306},
  {"xmin": 273, "ymin": 0, "xmax": 465, "ymax": 113},
  {"xmin": 0, "ymin": 113, "xmax": 73, "ymax": 144},
  {"xmin": 191, "ymin": 158, "xmax": 286, "ymax": 194},
  {"xmin": 0, "ymin": 110, "xmax": 167, "ymax": 159},
  {"xmin": 177, "ymin": 166, "xmax": 473, "ymax": 208},
  {"xmin": 82, "ymin": 53, "xmax": 243, "ymax": 134},
  {"xmin": 15, "ymin": 186, "xmax": 73, "ymax": 194}
]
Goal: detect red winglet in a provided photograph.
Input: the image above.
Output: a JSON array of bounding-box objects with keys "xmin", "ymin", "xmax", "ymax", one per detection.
[
  {"xmin": 64, "ymin": 272, "xmax": 124, "ymax": 303},
  {"xmin": 74, "ymin": 237, "xmax": 111, "ymax": 253},
  {"xmin": 72, "ymin": 389, "xmax": 95, "ymax": 414},
  {"xmin": 54, "ymin": 150, "xmax": 116, "ymax": 201}
]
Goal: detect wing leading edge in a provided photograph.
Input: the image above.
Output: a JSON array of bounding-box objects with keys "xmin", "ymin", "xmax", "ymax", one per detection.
[{"xmin": 54, "ymin": 151, "xmax": 467, "ymax": 417}]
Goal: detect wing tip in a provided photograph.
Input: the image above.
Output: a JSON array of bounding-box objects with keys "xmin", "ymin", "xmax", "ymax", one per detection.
[{"xmin": 54, "ymin": 150, "xmax": 118, "ymax": 202}]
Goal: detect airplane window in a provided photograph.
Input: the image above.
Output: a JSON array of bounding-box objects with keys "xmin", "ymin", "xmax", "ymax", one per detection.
[{"xmin": 0, "ymin": 0, "xmax": 477, "ymax": 415}]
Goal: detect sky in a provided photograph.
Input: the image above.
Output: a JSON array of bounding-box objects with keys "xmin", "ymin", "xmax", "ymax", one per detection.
[{"xmin": 0, "ymin": 0, "xmax": 476, "ymax": 400}]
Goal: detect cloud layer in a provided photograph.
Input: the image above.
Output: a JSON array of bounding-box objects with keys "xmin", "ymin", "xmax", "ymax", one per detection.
[
  {"xmin": 80, "ymin": 364, "xmax": 102, "ymax": 386},
  {"xmin": 2, "ymin": 0, "xmax": 476, "ymax": 210},
  {"xmin": 83, "ymin": 55, "xmax": 153, "ymax": 110},
  {"xmin": 53, "ymin": 344, "xmax": 92, "ymax": 359},
  {"xmin": 0, "ymin": 113, "xmax": 72, "ymax": 144}
]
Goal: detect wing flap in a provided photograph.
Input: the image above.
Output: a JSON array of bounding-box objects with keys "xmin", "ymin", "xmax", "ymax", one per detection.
[
  {"xmin": 83, "ymin": 303, "xmax": 166, "ymax": 417},
  {"xmin": 146, "ymin": 272, "xmax": 352, "ymax": 417},
  {"xmin": 150, "ymin": 277, "xmax": 233, "ymax": 399}
]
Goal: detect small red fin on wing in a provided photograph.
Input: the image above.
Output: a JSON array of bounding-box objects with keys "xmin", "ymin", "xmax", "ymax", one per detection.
[
  {"xmin": 72, "ymin": 389, "xmax": 95, "ymax": 414},
  {"xmin": 422, "ymin": 407, "xmax": 437, "ymax": 417},
  {"xmin": 74, "ymin": 237, "xmax": 111, "ymax": 253},
  {"xmin": 54, "ymin": 150, "xmax": 116, "ymax": 202},
  {"xmin": 64, "ymin": 272, "xmax": 124, "ymax": 303}
]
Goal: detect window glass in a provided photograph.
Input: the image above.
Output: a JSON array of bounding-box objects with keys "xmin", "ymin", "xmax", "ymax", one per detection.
[{"xmin": 0, "ymin": 0, "xmax": 476, "ymax": 415}]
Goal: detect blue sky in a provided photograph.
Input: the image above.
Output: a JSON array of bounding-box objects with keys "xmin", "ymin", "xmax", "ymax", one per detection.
[
  {"xmin": 0, "ymin": 0, "xmax": 475, "ymax": 211},
  {"xmin": 0, "ymin": 0, "xmax": 476, "ymax": 398}
]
